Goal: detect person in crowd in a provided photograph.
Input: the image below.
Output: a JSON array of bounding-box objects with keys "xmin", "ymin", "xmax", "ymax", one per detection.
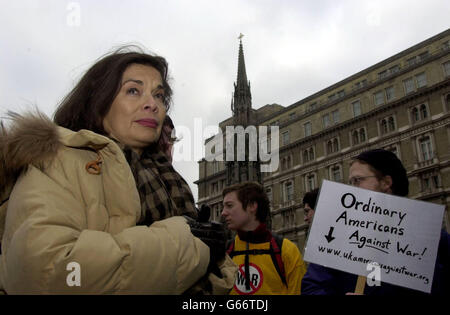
[
  {"xmin": 303, "ymin": 188, "xmax": 319, "ymax": 227},
  {"xmin": 0, "ymin": 46, "xmax": 236, "ymax": 294},
  {"xmin": 222, "ymin": 181, "xmax": 307, "ymax": 295},
  {"xmin": 301, "ymin": 149, "xmax": 450, "ymax": 295}
]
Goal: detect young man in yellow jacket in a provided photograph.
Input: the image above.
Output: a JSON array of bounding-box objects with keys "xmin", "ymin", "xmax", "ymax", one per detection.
[{"xmin": 222, "ymin": 181, "xmax": 307, "ymax": 295}]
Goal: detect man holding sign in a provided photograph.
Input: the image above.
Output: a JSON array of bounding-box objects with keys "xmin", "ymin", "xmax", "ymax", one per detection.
[{"xmin": 302, "ymin": 149, "xmax": 450, "ymax": 295}]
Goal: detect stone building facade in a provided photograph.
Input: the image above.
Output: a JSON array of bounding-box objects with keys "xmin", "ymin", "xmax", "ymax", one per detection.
[{"xmin": 196, "ymin": 29, "xmax": 450, "ymax": 253}]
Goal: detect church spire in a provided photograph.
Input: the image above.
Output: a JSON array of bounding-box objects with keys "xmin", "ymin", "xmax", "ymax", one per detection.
[
  {"xmin": 232, "ymin": 33, "xmax": 252, "ymax": 126},
  {"xmin": 227, "ymin": 33, "xmax": 261, "ymax": 187},
  {"xmin": 236, "ymin": 35, "xmax": 248, "ymax": 88}
]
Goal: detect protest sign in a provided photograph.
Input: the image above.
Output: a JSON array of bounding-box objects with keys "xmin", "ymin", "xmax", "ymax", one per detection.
[{"xmin": 303, "ymin": 180, "xmax": 444, "ymax": 293}]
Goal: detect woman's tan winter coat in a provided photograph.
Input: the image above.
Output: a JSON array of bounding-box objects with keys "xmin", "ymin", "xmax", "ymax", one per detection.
[{"xmin": 0, "ymin": 112, "xmax": 215, "ymax": 294}]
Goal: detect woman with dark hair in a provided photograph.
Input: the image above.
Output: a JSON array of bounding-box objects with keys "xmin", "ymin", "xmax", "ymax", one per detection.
[{"xmin": 0, "ymin": 47, "xmax": 236, "ymax": 294}]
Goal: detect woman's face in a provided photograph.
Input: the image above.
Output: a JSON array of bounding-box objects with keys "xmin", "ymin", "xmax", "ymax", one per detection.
[{"xmin": 103, "ymin": 64, "xmax": 167, "ymax": 152}]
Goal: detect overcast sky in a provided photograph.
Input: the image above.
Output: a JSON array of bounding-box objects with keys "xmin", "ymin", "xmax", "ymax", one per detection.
[{"xmin": 1, "ymin": 0, "xmax": 449, "ymax": 201}]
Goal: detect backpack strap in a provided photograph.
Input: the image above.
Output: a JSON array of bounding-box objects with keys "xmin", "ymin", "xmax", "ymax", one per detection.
[
  {"xmin": 269, "ymin": 233, "xmax": 287, "ymax": 287},
  {"xmin": 226, "ymin": 238, "xmax": 235, "ymax": 256},
  {"xmin": 227, "ymin": 237, "xmax": 252, "ymax": 290}
]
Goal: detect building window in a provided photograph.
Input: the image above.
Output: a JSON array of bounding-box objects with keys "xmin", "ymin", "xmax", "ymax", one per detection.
[
  {"xmin": 289, "ymin": 112, "xmax": 296, "ymax": 120},
  {"xmin": 281, "ymin": 156, "xmax": 292, "ymax": 171},
  {"xmin": 282, "ymin": 131, "xmax": 290, "ymax": 146},
  {"xmin": 403, "ymin": 78, "xmax": 415, "ymax": 94},
  {"xmin": 420, "ymin": 104, "xmax": 428, "ymax": 119},
  {"xmin": 286, "ymin": 182, "xmax": 293, "ymax": 202},
  {"xmin": 305, "ymin": 174, "xmax": 316, "ymax": 192},
  {"xmin": 360, "ymin": 129, "xmax": 366, "ymax": 142},
  {"xmin": 419, "ymin": 136, "xmax": 434, "ymax": 161},
  {"xmin": 443, "ymin": 41, "xmax": 450, "ymax": 51},
  {"xmin": 380, "ymin": 116, "xmax": 396, "ymax": 135},
  {"xmin": 354, "ymin": 79, "xmax": 368, "ymax": 90},
  {"xmin": 380, "ymin": 119, "xmax": 388, "ymax": 134},
  {"xmin": 407, "ymin": 56, "xmax": 417, "ymax": 67},
  {"xmin": 388, "ymin": 117, "xmax": 395, "ymax": 131},
  {"xmin": 418, "ymin": 51, "xmax": 429, "ymax": 61},
  {"xmin": 309, "ymin": 147, "xmax": 314, "ymax": 161},
  {"xmin": 210, "ymin": 203, "xmax": 222, "ymax": 221},
  {"xmin": 416, "ymin": 72, "xmax": 427, "ymax": 88},
  {"xmin": 283, "ymin": 181, "xmax": 294, "ymax": 202},
  {"xmin": 323, "ymin": 114, "xmax": 331, "ymax": 128},
  {"xmin": 212, "ymin": 182, "xmax": 218, "ymax": 194},
  {"xmin": 385, "ymin": 86, "xmax": 395, "ymax": 101},
  {"xmin": 378, "ymin": 70, "xmax": 388, "ymax": 80},
  {"xmin": 326, "ymin": 137, "xmax": 339, "ymax": 155},
  {"xmin": 410, "ymin": 103, "xmax": 429, "ymax": 123},
  {"xmin": 420, "ymin": 173, "xmax": 440, "ymax": 192},
  {"xmin": 352, "ymin": 130, "xmax": 359, "ymax": 145},
  {"xmin": 332, "ymin": 109, "xmax": 340, "ymax": 124},
  {"xmin": 323, "ymin": 111, "xmax": 339, "ymax": 127},
  {"xmin": 303, "ymin": 150, "xmax": 309, "ymax": 163},
  {"xmin": 304, "ymin": 122, "xmax": 312, "ymax": 137},
  {"xmin": 308, "ymin": 102, "xmax": 317, "ymax": 112},
  {"xmin": 328, "ymin": 94, "xmax": 337, "ymax": 102},
  {"xmin": 352, "ymin": 100, "xmax": 362, "ymax": 117},
  {"xmin": 326, "ymin": 140, "xmax": 333, "ymax": 154},
  {"xmin": 389, "ymin": 65, "xmax": 400, "ymax": 74},
  {"xmin": 412, "ymin": 107, "xmax": 420, "ymax": 122},
  {"xmin": 374, "ymin": 91, "xmax": 385, "ymax": 106},
  {"xmin": 443, "ymin": 61, "xmax": 450, "ymax": 77},
  {"xmin": 282, "ymin": 209, "xmax": 296, "ymax": 228},
  {"xmin": 303, "ymin": 146, "xmax": 315, "ymax": 163},
  {"xmin": 337, "ymin": 90, "xmax": 345, "ymax": 98},
  {"xmin": 334, "ymin": 138, "xmax": 339, "ymax": 152},
  {"xmin": 351, "ymin": 127, "xmax": 366, "ymax": 145},
  {"xmin": 322, "ymin": 114, "xmax": 330, "ymax": 128},
  {"xmin": 330, "ymin": 165, "xmax": 342, "ymax": 182}
]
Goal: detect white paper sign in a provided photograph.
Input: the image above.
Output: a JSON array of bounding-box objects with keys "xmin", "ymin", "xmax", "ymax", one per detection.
[{"xmin": 303, "ymin": 180, "xmax": 444, "ymax": 293}]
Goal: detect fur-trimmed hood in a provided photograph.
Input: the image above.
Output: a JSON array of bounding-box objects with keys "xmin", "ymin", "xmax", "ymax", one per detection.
[
  {"xmin": 0, "ymin": 110, "xmax": 116, "ymax": 201},
  {"xmin": 0, "ymin": 111, "xmax": 61, "ymax": 200}
]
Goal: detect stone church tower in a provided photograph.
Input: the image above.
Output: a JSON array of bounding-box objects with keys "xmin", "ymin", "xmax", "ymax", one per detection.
[{"xmin": 227, "ymin": 35, "xmax": 262, "ymax": 186}]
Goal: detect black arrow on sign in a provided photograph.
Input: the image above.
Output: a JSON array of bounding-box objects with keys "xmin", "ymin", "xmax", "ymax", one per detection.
[{"xmin": 325, "ymin": 227, "xmax": 336, "ymax": 243}]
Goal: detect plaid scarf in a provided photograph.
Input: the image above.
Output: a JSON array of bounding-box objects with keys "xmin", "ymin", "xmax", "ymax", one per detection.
[{"xmin": 124, "ymin": 146, "xmax": 198, "ymax": 226}]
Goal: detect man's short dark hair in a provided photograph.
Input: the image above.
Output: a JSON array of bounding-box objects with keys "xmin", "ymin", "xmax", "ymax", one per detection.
[
  {"xmin": 222, "ymin": 181, "xmax": 270, "ymax": 223},
  {"xmin": 303, "ymin": 188, "xmax": 319, "ymax": 210}
]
